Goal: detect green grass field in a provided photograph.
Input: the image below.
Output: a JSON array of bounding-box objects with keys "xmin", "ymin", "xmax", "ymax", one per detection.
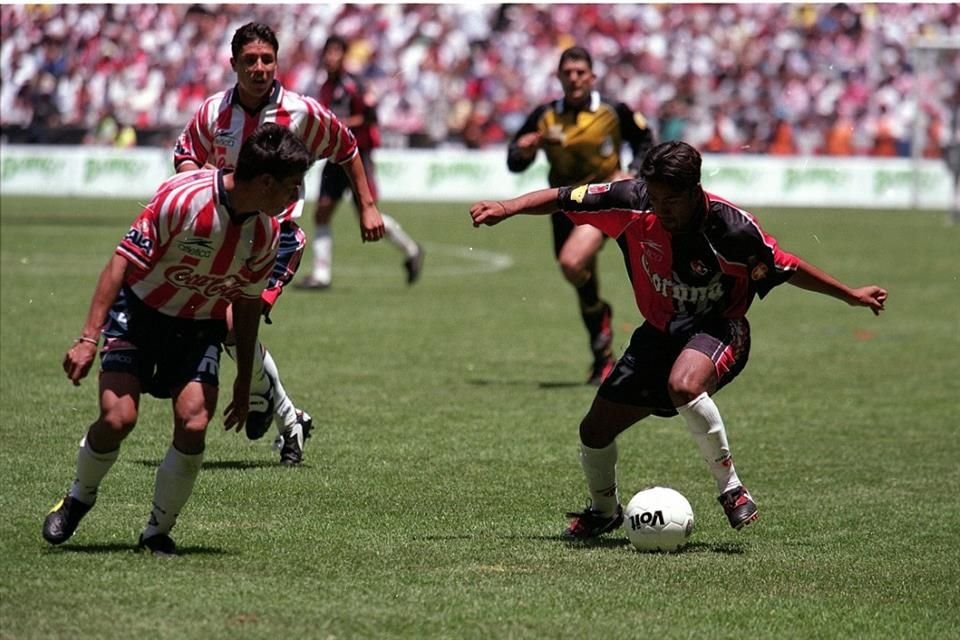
[{"xmin": 1, "ymin": 196, "xmax": 958, "ymax": 639}]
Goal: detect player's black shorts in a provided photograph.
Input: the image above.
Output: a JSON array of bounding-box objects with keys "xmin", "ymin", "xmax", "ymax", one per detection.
[
  {"xmin": 550, "ymin": 211, "xmax": 575, "ymax": 258},
  {"xmin": 99, "ymin": 287, "xmax": 227, "ymax": 399},
  {"xmin": 550, "ymin": 211, "xmax": 608, "ymax": 259},
  {"xmin": 318, "ymin": 150, "xmax": 378, "ymax": 203},
  {"xmin": 597, "ymin": 318, "xmax": 751, "ymax": 417}
]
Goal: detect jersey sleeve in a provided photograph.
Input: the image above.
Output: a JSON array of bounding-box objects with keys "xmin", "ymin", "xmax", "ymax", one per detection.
[
  {"xmin": 115, "ymin": 198, "xmax": 165, "ymax": 271},
  {"xmin": 557, "ymin": 179, "xmax": 646, "ymax": 239},
  {"xmin": 507, "ymin": 105, "xmax": 547, "ymax": 173},
  {"xmin": 615, "ymin": 102, "xmax": 655, "ymax": 176},
  {"xmin": 237, "ymin": 219, "xmax": 281, "ymax": 300},
  {"xmin": 713, "ymin": 205, "xmax": 801, "ymax": 298},
  {"xmin": 300, "ymin": 95, "xmax": 359, "ymax": 165},
  {"xmin": 173, "ymin": 99, "xmax": 216, "ymax": 171}
]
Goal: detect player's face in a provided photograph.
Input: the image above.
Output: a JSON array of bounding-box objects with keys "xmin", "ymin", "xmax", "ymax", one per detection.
[
  {"xmin": 260, "ymin": 173, "xmax": 304, "ymax": 216},
  {"xmin": 232, "ymin": 40, "xmax": 278, "ymax": 103},
  {"xmin": 646, "ymin": 181, "xmax": 701, "ymax": 233},
  {"xmin": 323, "ymin": 44, "xmax": 345, "ymax": 74},
  {"xmin": 557, "ymin": 59, "xmax": 594, "ymax": 106}
]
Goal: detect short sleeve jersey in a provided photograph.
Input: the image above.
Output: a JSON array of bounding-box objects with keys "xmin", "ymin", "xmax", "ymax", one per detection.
[
  {"xmin": 557, "ymin": 180, "xmax": 801, "ymax": 336},
  {"xmin": 174, "ymin": 81, "xmax": 358, "ymax": 221},
  {"xmin": 116, "ymin": 169, "xmax": 280, "ymax": 320}
]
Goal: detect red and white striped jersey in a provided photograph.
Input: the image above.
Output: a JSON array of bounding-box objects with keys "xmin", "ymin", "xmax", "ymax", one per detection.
[
  {"xmin": 174, "ymin": 81, "xmax": 358, "ymax": 221},
  {"xmin": 116, "ymin": 169, "xmax": 280, "ymax": 320}
]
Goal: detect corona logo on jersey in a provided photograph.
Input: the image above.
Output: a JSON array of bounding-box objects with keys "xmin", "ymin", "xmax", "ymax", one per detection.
[
  {"xmin": 164, "ymin": 265, "xmax": 251, "ymax": 300},
  {"xmin": 641, "ymin": 254, "xmax": 725, "ymax": 305}
]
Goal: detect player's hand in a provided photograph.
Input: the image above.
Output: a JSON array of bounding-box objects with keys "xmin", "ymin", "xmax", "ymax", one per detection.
[
  {"xmin": 63, "ymin": 340, "xmax": 98, "ymax": 386},
  {"xmin": 516, "ymin": 132, "xmax": 542, "ymax": 149},
  {"xmin": 849, "ymin": 286, "xmax": 888, "ymax": 315},
  {"xmin": 358, "ymin": 205, "xmax": 385, "ymax": 243},
  {"xmin": 469, "ymin": 200, "xmax": 511, "ymax": 227},
  {"xmin": 223, "ymin": 381, "xmax": 251, "ymax": 432}
]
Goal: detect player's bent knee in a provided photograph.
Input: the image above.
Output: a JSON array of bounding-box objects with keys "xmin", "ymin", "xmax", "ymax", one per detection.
[
  {"xmin": 559, "ymin": 260, "xmax": 590, "ymax": 287},
  {"xmin": 579, "ymin": 416, "xmax": 615, "ymax": 449},
  {"xmin": 96, "ymin": 406, "xmax": 138, "ymax": 435},
  {"xmin": 666, "ymin": 374, "xmax": 706, "ymax": 407}
]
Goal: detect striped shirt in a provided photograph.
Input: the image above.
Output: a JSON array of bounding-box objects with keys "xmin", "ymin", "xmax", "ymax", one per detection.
[
  {"xmin": 174, "ymin": 80, "xmax": 358, "ymax": 221},
  {"xmin": 116, "ymin": 169, "xmax": 280, "ymax": 320}
]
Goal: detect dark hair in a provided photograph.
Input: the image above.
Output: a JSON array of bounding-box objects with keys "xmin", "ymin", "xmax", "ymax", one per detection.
[
  {"xmin": 231, "ymin": 22, "xmax": 279, "ymax": 59},
  {"xmin": 235, "ymin": 123, "xmax": 311, "ymax": 182},
  {"xmin": 323, "ymin": 34, "xmax": 348, "ymax": 54},
  {"xmin": 558, "ymin": 46, "xmax": 592, "ymax": 71},
  {"xmin": 640, "ymin": 141, "xmax": 702, "ymax": 191}
]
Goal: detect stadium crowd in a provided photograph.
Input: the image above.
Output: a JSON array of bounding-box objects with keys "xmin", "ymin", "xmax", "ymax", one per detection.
[{"xmin": 2, "ymin": 3, "xmax": 958, "ymax": 156}]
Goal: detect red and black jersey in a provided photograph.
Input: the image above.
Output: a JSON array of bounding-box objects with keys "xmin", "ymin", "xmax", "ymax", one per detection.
[
  {"xmin": 318, "ymin": 71, "xmax": 380, "ymax": 152},
  {"xmin": 557, "ymin": 180, "xmax": 800, "ymax": 336}
]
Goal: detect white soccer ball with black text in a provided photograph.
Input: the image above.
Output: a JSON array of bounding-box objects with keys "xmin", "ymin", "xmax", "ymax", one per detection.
[{"xmin": 624, "ymin": 486, "xmax": 694, "ymax": 552}]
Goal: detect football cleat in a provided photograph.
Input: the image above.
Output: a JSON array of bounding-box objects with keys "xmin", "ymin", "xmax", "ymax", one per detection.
[
  {"xmin": 562, "ymin": 503, "xmax": 624, "ymax": 541},
  {"xmin": 138, "ymin": 533, "xmax": 177, "ymax": 558},
  {"xmin": 279, "ymin": 410, "xmax": 314, "ymax": 466},
  {"xmin": 587, "ymin": 355, "xmax": 616, "ymax": 386},
  {"xmin": 245, "ymin": 386, "xmax": 275, "ymax": 441},
  {"xmin": 587, "ymin": 303, "xmax": 614, "ymax": 385},
  {"xmin": 42, "ymin": 495, "xmax": 94, "ymax": 545},
  {"xmin": 718, "ymin": 485, "xmax": 759, "ymax": 530},
  {"xmin": 404, "ymin": 243, "xmax": 425, "ymax": 285}
]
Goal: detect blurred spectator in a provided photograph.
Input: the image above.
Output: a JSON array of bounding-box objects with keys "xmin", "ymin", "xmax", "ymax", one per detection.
[{"xmin": 1, "ymin": 3, "xmax": 958, "ymax": 155}]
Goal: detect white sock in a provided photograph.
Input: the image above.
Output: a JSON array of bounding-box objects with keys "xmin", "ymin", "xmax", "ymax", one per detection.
[
  {"xmin": 143, "ymin": 445, "xmax": 203, "ymax": 538},
  {"xmin": 382, "ymin": 213, "xmax": 419, "ymax": 258},
  {"xmin": 68, "ymin": 435, "xmax": 119, "ymax": 505},
  {"xmin": 311, "ymin": 225, "xmax": 332, "ymax": 284},
  {"xmin": 677, "ymin": 392, "xmax": 741, "ymax": 494},
  {"xmin": 261, "ymin": 347, "xmax": 299, "ymax": 432},
  {"xmin": 579, "ymin": 441, "xmax": 620, "ymax": 516}
]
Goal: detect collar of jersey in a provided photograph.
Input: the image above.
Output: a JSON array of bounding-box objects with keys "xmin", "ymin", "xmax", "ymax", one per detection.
[
  {"xmin": 556, "ymin": 90, "xmax": 600, "ymax": 115},
  {"xmin": 231, "ymin": 80, "xmax": 282, "ymax": 114}
]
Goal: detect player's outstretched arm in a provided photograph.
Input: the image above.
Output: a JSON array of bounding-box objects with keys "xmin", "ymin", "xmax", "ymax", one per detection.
[
  {"xmin": 469, "ymin": 188, "xmax": 561, "ymax": 227},
  {"xmin": 63, "ymin": 254, "xmax": 130, "ymax": 385},
  {"xmin": 788, "ymin": 258, "xmax": 888, "ymax": 316}
]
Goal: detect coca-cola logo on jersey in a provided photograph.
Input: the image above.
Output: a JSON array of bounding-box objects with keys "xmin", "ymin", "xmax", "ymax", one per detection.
[{"xmin": 164, "ymin": 265, "xmax": 249, "ymax": 300}]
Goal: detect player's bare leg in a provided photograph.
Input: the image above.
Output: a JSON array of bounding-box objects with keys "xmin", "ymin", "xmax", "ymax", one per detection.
[
  {"xmin": 558, "ymin": 225, "xmax": 613, "ymax": 384},
  {"xmin": 139, "ymin": 379, "xmax": 215, "ymax": 557},
  {"xmin": 42, "ymin": 372, "xmax": 139, "ymax": 545}
]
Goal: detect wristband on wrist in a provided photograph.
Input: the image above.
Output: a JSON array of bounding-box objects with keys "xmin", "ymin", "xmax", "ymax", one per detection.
[{"xmin": 75, "ymin": 336, "xmax": 99, "ymax": 346}]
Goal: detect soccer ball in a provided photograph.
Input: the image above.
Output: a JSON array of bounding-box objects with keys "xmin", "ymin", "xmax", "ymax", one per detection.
[{"xmin": 624, "ymin": 486, "xmax": 694, "ymax": 552}]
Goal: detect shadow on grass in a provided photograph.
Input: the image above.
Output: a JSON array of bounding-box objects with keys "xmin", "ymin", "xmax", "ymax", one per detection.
[
  {"xmin": 467, "ymin": 378, "xmax": 586, "ymax": 390},
  {"xmin": 411, "ymin": 534, "xmax": 744, "ymax": 554},
  {"xmin": 131, "ymin": 459, "xmax": 279, "ymax": 471},
  {"xmin": 45, "ymin": 542, "xmax": 230, "ymax": 557}
]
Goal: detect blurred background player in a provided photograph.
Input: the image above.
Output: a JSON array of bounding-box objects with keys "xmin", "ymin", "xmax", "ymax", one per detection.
[
  {"xmin": 175, "ymin": 22, "xmax": 385, "ymax": 464},
  {"xmin": 507, "ymin": 46, "xmax": 655, "ymax": 385},
  {"xmin": 298, "ymin": 34, "xmax": 424, "ymax": 290},
  {"xmin": 44, "ymin": 123, "xmax": 312, "ymax": 555},
  {"xmin": 471, "ymin": 140, "xmax": 887, "ymax": 540}
]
